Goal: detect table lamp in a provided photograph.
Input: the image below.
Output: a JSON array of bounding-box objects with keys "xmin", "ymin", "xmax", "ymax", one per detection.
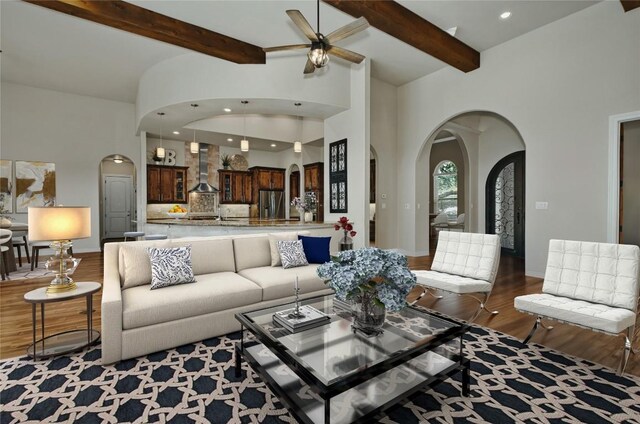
[{"xmin": 28, "ymin": 206, "xmax": 91, "ymax": 293}]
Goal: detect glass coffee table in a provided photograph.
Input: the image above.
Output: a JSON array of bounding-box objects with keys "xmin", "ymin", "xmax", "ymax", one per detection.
[{"xmin": 235, "ymin": 294, "xmax": 470, "ymax": 424}]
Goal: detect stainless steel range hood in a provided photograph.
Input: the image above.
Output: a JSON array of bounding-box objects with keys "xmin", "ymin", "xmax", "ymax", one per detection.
[{"xmin": 189, "ymin": 144, "xmax": 219, "ymax": 193}]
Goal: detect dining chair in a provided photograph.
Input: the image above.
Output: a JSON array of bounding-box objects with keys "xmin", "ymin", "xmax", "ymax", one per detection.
[
  {"xmin": 0, "ymin": 229, "xmax": 13, "ymax": 280},
  {"xmin": 12, "ymin": 235, "xmax": 30, "ymax": 267}
]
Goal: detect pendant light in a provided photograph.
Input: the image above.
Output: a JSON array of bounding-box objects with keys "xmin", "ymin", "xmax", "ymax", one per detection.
[
  {"xmin": 294, "ymin": 102, "xmax": 302, "ymax": 153},
  {"xmin": 190, "ymin": 103, "xmax": 199, "ymax": 154},
  {"xmin": 156, "ymin": 112, "xmax": 166, "ymax": 159},
  {"xmin": 240, "ymin": 100, "xmax": 249, "ymax": 152}
]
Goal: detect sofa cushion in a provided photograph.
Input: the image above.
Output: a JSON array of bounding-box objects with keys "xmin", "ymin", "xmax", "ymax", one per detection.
[
  {"xmin": 148, "ymin": 246, "xmax": 196, "ymax": 289},
  {"xmin": 514, "ymin": 293, "xmax": 636, "ymax": 334},
  {"xmin": 431, "ymin": 232, "xmax": 500, "ymax": 283},
  {"xmin": 238, "ymin": 264, "xmax": 328, "ymax": 301},
  {"xmin": 269, "ymin": 232, "xmax": 299, "ymax": 266},
  {"xmin": 233, "ymin": 235, "xmax": 271, "ymax": 271},
  {"xmin": 171, "ymin": 238, "xmax": 236, "ymax": 274},
  {"xmin": 278, "ymin": 240, "xmax": 309, "ymax": 269},
  {"xmin": 298, "ymin": 235, "xmax": 331, "ymax": 264},
  {"xmin": 119, "ymin": 240, "xmax": 171, "ymax": 289},
  {"xmin": 122, "ymin": 272, "xmax": 262, "ymax": 330},
  {"xmin": 413, "ymin": 270, "xmax": 492, "ymax": 294},
  {"xmin": 542, "ymin": 240, "xmax": 640, "ymax": 311}
]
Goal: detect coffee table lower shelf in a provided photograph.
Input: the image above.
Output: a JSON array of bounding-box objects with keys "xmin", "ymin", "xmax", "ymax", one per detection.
[{"xmin": 244, "ymin": 344, "xmax": 470, "ymax": 424}]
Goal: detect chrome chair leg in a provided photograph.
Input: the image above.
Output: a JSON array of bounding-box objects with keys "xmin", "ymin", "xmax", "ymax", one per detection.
[
  {"xmin": 522, "ymin": 316, "xmax": 553, "ymax": 344},
  {"xmin": 618, "ymin": 325, "xmax": 636, "ymax": 375},
  {"xmin": 409, "ymin": 286, "xmax": 443, "ymax": 306},
  {"xmin": 467, "ymin": 293, "xmax": 499, "ymax": 322}
]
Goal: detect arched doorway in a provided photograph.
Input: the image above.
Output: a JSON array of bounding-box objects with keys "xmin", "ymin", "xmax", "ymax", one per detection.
[
  {"xmin": 288, "ymin": 164, "xmax": 301, "ymax": 219},
  {"xmin": 486, "ymin": 151, "xmax": 525, "ymax": 257},
  {"xmin": 415, "ymin": 111, "xmax": 525, "ymax": 256},
  {"xmin": 99, "ymin": 155, "xmax": 136, "ymax": 242}
]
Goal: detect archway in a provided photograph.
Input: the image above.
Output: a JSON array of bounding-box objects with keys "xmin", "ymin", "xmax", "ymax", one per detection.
[
  {"xmin": 287, "ymin": 164, "xmax": 301, "ymax": 219},
  {"xmin": 99, "ymin": 155, "xmax": 137, "ymax": 242},
  {"xmin": 415, "ymin": 111, "xmax": 525, "ymax": 255}
]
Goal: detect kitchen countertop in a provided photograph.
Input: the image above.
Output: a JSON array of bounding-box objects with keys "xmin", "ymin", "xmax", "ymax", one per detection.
[{"xmin": 147, "ymin": 218, "xmax": 333, "ymax": 228}]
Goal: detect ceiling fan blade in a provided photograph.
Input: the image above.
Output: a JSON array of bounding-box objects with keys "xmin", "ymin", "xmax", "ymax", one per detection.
[
  {"xmin": 325, "ymin": 17, "xmax": 369, "ymax": 44},
  {"xmin": 327, "ymin": 46, "xmax": 365, "ymax": 64},
  {"xmin": 264, "ymin": 44, "xmax": 311, "ymax": 53},
  {"xmin": 303, "ymin": 58, "xmax": 316, "ymax": 74},
  {"xmin": 286, "ymin": 10, "xmax": 319, "ymax": 42}
]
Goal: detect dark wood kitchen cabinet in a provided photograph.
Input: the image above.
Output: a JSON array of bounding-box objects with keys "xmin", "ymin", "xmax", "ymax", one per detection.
[
  {"xmin": 147, "ymin": 165, "xmax": 189, "ymax": 204},
  {"xmin": 250, "ymin": 167, "xmax": 285, "ymax": 204},
  {"xmin": 219, "ymin": 170, "xmax": 252, "ymax": 204}
]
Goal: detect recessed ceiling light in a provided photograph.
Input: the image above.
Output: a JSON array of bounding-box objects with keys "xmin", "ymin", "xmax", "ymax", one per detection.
[
  {"xmin": 500, "ymin": 11, "xmax": 511, "ymax": 19},
  {"xmin": 227, "ymin": 138, "xmax": 233, "ymax": 142},
  {"xmin": 270, "ymin": 143, "xmax": 277, "ymax": 147},
  {"xmin": 173, "ymin": 131, "xmax": 180, "ymax": 135},
  {"xmin": 223, "ymin": 108, "xmax": 232, "ymax": 112}
]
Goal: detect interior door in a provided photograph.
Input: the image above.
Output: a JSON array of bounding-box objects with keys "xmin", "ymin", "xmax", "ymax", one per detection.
[
  {"xmin": 104, "ymin": 175, "xmax": 132, "ymax": 239},
  {"xmin": 486, "ymin": 151, "xmax": 525, "ymax": 257}
]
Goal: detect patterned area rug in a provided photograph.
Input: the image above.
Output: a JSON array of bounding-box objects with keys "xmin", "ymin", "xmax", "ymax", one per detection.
[
  {"xmin": 1, "ymin": 325, "xmax": 639, "ymax": 423},
  {"xmin": 2, "ymin": 259, "xmax": 81, "ymax": 282}
]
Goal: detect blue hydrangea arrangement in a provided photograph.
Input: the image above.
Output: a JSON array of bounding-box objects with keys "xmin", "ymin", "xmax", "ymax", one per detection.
[{"xmin": 316, "ymin": 248, "xmax": 417, "ymax": 312}]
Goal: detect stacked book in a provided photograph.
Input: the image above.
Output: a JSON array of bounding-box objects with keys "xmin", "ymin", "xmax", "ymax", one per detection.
[{"xmin": 273, "ymin": 305, "xmax": 330, "ymax": 333}]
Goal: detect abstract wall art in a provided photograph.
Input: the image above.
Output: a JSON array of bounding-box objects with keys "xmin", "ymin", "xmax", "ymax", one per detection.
[{"xmin": 15, "ymin": 161, "xmax": 56, "ymax": 213}]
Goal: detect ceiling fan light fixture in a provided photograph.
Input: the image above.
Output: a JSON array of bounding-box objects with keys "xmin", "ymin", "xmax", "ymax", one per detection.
[{"xmin": 308, "ymin": 43, "xmax": 329, "ymax": 68}]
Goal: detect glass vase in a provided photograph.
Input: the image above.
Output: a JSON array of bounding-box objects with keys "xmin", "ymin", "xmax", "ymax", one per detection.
[
  {"xmin": 339, "ymin": 232, "xmax": 353, "ymax": 251},
  {"xmin": 350, "ymin": 290, "xmax": 385, "ymax": 336}
]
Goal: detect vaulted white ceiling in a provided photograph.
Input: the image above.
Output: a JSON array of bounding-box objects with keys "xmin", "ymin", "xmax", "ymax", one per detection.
[{"xmin": 1, "ymin": 0, "xmax": 599, "ymax": 104}]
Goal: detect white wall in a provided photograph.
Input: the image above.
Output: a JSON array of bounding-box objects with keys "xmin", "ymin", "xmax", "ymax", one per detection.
[
  {"xmin": 397, "ymin": 2, "xmax": 640, "ymax": 275},
  {"xmin": 1, "ymin": 82, "xmax": 142, "ymax": 252},
  {"xmin": 622, "ymin": 120, "xmax": 640, "ymax": 246},
  {"xmin": 370, "ymin": 77, "xmax": 398, "ymax": 249},
  {"xmin": 324, "ymin": 61, "xmax": 370, "ymax": 248}
]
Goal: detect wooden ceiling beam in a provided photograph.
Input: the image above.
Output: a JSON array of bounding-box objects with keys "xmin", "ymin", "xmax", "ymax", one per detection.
[
  {"xmin": 23, "ymin": 0, "xmax": 265, "ymax": 64},
  {"xmin": 620, "ymin": 1, "xmax": 640, "ymax": 12},
  {"xmin": 323, "ymin": 0, "xmax": 479, "ymax": 73}
]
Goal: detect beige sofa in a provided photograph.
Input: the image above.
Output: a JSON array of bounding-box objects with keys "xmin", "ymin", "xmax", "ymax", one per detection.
[{"xmin": 101, "ymin": 231, "xmax": 333, "ymax": 364}]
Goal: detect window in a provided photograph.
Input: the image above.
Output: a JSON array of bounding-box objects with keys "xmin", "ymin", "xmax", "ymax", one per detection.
[{"xmin": 434, "ymin": 161, "xmax": 458, "ymax": 218}]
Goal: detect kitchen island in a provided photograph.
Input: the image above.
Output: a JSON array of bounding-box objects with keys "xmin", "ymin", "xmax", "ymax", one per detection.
[{"xmin": 144, "ymin": 218, "xmax": 341, "ymax": 250}]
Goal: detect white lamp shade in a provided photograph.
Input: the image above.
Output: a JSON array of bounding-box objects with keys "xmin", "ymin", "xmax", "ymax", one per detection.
[
  {"xmin": 241, "ymin": 139, "xmax": 249, "ymax": 152},
  {"xmin": 190, "ymin": 142, "xmax": 199, "ymax": 154},
  {"xmin": 156, "ymin": 146, "xmax": 166, "ymax": 159},
  {"xmin": 294, "ymin": 141, "xmax": 302, "ymax": 153},
  {"xmin": 28, "ymin": 206, "xmax": 91, "ymax": 241}
]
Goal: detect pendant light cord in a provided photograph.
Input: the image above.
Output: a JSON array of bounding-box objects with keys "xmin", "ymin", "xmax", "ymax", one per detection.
[{"xmin": 317, "ymin": 0, "xmax": 320, "ymax": 34}]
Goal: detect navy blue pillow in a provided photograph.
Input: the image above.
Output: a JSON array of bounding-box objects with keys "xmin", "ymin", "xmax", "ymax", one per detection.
[{"xmin": 298, "ymin": 235, "xmax": 331, "ymax": 264}]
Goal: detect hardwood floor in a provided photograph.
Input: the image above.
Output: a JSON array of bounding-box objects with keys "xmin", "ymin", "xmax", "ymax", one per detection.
[{"xmin": 0, "ymin": 251, "xmax": 637, "ymax": 377}]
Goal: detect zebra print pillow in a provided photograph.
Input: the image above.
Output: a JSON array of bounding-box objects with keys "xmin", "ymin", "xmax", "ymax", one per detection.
[
  {"xmin": 277, "ymin": 240, "xmax": 309, "ymax": 269},
  {"xmin": 147, "ymin": 246, "xmax": 196, "ymax": 290}
]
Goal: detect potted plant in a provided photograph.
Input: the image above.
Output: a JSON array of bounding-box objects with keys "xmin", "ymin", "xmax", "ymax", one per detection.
[
  {"xmin": 334, "ymin": 216, "xmax": 356, "ymax": 250},
  {"xmin": 317, "ymin": 248, "xmax": 416, "ymax": 336},
  {"xmin": 221, "ymin": 154, "xmax": 232, "ymax": 170},
  {"xmin": 290, "ymin": 192, "xmax": 317, "ymax": 222}
]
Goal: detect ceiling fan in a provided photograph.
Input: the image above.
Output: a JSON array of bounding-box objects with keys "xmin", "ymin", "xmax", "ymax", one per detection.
[{"xmin": 264, "ymin": 0, "xmax": 369, "ymax": 74}]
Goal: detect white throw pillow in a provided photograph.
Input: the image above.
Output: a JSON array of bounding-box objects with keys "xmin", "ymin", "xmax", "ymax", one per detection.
[
  {"xmin": 269, "ymin": 232, "xmax": 299, "ymax": 266},
  {"xmin": 147, "ymin": 246, "xmax": 196, "ymax": 290},
  {"xmin": 277, "ymin": 240, "xmax": 309, "ymax": 269}
]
